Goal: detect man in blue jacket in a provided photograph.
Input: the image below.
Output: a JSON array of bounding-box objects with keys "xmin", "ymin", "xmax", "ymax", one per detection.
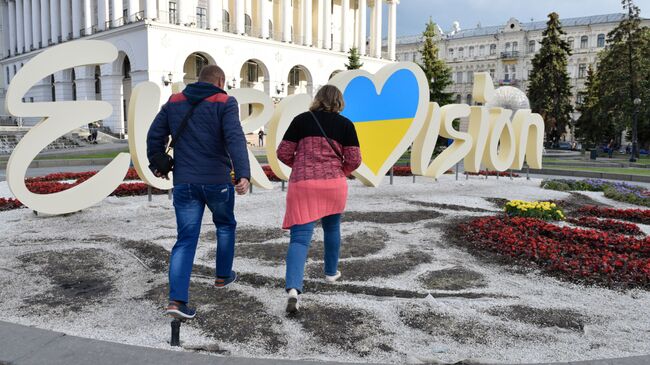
[{"xmin": 147, "ymin": 65, "xmax": 250, "ymax": 320}]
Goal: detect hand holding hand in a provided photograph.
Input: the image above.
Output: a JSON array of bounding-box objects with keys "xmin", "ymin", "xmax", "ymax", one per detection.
[
  {"xmin": 235, "ymin": 178, "xmax": 250, "ymax": 195},
  {"xmin": 154, "ymin": 170, "xmax": 170, "ymax": 180}
]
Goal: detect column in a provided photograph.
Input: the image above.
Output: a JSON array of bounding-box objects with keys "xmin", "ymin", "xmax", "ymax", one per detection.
[
  {"xmin": 22, "ymin": 0, "xmax": 32, "ymax": 50},
  {"xmin": 100, "ymin": 73, "xmax": 125, "ymax": 132},
  {"xmin": 83, "ymin": 0, "xmax": 92, "ymax": 35},
  {"xmin": 61, "ymin": 0, "xmax": 71, "ymax": 40},
  {"xmin": 387, "ymin": 0, "xmax": 396, "ymax": 60},
  {"xmin": 281, "ymin": 0, "xmax": 291, "ymax": 42},
  {"xmin": 127, "ymin": 0, "xmax": 138, "ymax": 22},
  {"xmin": 72, "ymin": 0, "xmax": 81, "ymax": 38},
  {"xmin": 235, "ymin": 0, "xmax": 245, "ymax": 34},
  {"xmin": 31, "ymin": 0, "xmax": 41, "ymax": 48},
  {"xmin": 97, "ymin": 0, "xmax": 107, "ymax": 31},
  {"xmin": 111, "ymin": 0, "xmax": 123, "ymax": 27},
  {"xmin": 8, "ymin": 1, "xmax": 16, "ymax": 55},
  {"xmin": 50, "ymin": 0, "xmax": 60, "ymax": 43},
  {"xmin": 145, "ymin": 0, "xmax": 157, "ymax": 20},
  {"xmin": 259, "ymin": 0, "xmax": 269, "ymax": 37},
  {"xmin": 316, "ymin": 0, "xmax": 323, "ymax": 47},
  {"xmin": 54, "ymin": 70, "xmax": 74, "ymax": 101},
  {"xmin": 176, "ymin": 0, "xmax": 185, "ymax": 25},
  {"xmin": 209, "ymin": 0, "xmax": 222, "ymax": 30},
  {"xmin": 372, "ymin": 0, "xmax": 382, "ymax": 58},
  {"xmin": 16, "ymin": 0, "xmax": 24, "ymax": 53},
  {"xmin": 74, "ymin": 66, "xmax": 96, "ymax": 100},
  {"xmin": 323, "ymin": 0, "xmax": 331, "ymax": 48},
  {"xmin": 40, "ymin": 0, "xmax": 50, "ymax": 45},
  {"xmin": 358, "ymin": 0, "xmax": 366, "ymax": 55},
  {"xmin": 302, "ymin": 0, "xmax": 312, "ymax": 46},
  {"xmin": 368, "ymin": 0, "xmax": 374, "ymax": 55},
  {"xmin": 340, "ymin": 0, "xmax": 349, "ymax": 51}
]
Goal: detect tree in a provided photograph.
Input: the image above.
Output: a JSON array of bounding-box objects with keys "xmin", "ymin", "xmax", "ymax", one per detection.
[
  {"xmin": 345, "ymin": 48, "xmax": 364, "ymax": 70},
  {"xmin": 594, "ymin": 0, "xmax": 650, "ymax": 152},
  {"xmin": 527, "ymin": 12, "xmax": 574, "ymax": 146},
  {"xmin": 575, "ymin": 65, "xmax": 615, "ymax": 148},
  {"xmin": 419, "ymin": 18, "xmax": 453, "ymax": 105}
]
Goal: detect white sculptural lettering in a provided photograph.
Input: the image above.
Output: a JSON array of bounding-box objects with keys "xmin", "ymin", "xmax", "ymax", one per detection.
[{"xmin": 5, "ymin": 41, "xmax": 545, "ymax": 215}]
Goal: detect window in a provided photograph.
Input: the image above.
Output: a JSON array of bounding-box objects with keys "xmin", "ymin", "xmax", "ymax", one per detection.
[
  {"xmin": 580, "ymin": 36, "xmax": 588, "ymax": 49},
  {"xmin": 512, "ymin": 42, "xmax": 518, "ymax": 52},
  {"xmin": 245, "ymin": 14, "xmax": 252, "ymax": 34},
  {"xmin": 505, "ymin": 42, "xmax": 511, "ymax": 51},
  {"xmin": 456, "ymin": 71, "xmax": 463, "ymax": 83},
  {"xmin": 196, "ymin": 7, "xmax": 207, "ymax": 28},
  {"xmin": 223, "ymin": 10, "xmax": 230, "ymax": 32},
  {"xmin": 597, "ymin": 34, "xmax": 605, "ymax": 47},
  {"xmin": 479, "ymin": 45, "xmax": 485, "ymax": 56},
  {"xmin": 246, "ymin": 61, "xmax": 259, "ymax": 82},
  {"xmin": 94, "ymin": 66, "xmax": 101, "ymax": 95},
  {"xmin": 489, "ymin": 69, "xmax": 495, "ymax": 79},
  {"xmin": 289, "ymin": 67, "xmax": 302, "ymax": 86},
  {"xmin": 195, "ymin": 54, "xmax": 208, "ymax": 77},
  {"xmin": 467, "ymin": 71, "xmax": 474, "ymax": 84},
  {"xmin": 576, "ymin": 94, "xmax": 585, "ymax": 105},
  {"xmin": 458, "ymin": 47, "xmax": 464, "ymax": 58},
  {"xmin": 467, "ymin": 94, "xmax": 473, "ymax": 105},
  {"xmin": 567, "ymin": 37, "xmax": 574, "ymax": 49},
  {"xmin": 489, "ymin": 44, "xmax": 496, "ymax": 55},
  {"xmin": 412, "ymin": 53, "xmax": 416, "ymax": 62},
  {"xmin": 169, "ymin": 2, "xmax": 178, "ymax": 24},
  {"xmin": 51, "ymin": 75, "xmax": 56, "ymax": 101},
  {"xmin": 504, "ymin": 65, "xmax": 510, "ymax": 81},
  {"xmin": 528, "ymin": 40, "xmax": 536, "ymax": 53},
  {"xmin": 5, "ymin": 67, "xmax": 8, "ymax": 85},
  {"xmin": 578, "ymin": 63, "xmax": 587, "ymax": 78},
  {"xmin": 448, "ymin": 48, "xmax": 454, "ymax": 58},
  {"xmin": 456, "ymin": 94, "xmax": 462, "ymax": 104},
  {"xmin": 469, "ymin": 46, "xmax": 474, "ymax": 57},
  {"xmin": 511, "ymin": 65, "xmax": 516, "ymax": 80}
]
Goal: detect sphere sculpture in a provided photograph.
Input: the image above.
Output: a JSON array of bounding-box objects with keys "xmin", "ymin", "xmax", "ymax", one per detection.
[{"xmin": 486, "ymin": 86, "xmax": 530, "ymax": 112}]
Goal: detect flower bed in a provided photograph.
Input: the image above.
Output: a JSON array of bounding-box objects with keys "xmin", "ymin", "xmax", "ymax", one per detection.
[
  {"xmin": 567, "ymin": 216, "xmax": 643, "ymax": 236},
  {"xmin": 460, "ymin": 216, "xmax": 650, "ymax": 289},
  {"xmin": 0, "ymin": 198, "xmax": 23, "ymax": 211},
  {"xmin": 542, "ymin": 178, "xmax": 650, "ymax": 207},
  {"xmin": 505, "ymin": 200, "xmax": 565, "ymax": 220},
  {"xmin": 579, "ymin": 206, "xmax": 650, "ymax": 225}
]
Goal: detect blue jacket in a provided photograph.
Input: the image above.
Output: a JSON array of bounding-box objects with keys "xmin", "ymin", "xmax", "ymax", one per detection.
[{"xmin": 146, "ymin": 82, "xmax": 250, "ymax": 185}]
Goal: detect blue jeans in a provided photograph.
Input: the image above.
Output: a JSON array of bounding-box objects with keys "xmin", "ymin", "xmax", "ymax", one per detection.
[
  {"xmin": 170, "ymin": 183, "xmax": 236, "ymax": 303},
  {"xmin": 285, "ymin": 214, "xmax": 341, "ymax": 293}
]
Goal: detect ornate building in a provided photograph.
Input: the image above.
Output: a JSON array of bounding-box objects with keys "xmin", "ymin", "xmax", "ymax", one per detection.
[
  {"xmin": 396, "ymin": 14, "xmax": 650, "ymax": 139},
  {"xmin": 0, "ymin": 0, "xmax": 400, "ymax": 132}
]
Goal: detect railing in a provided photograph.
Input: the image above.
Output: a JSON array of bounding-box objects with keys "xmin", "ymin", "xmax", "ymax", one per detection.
[
  {"xmin": 499, "ymin": 79, "xmax": 519, "ymax": 86},
  {"xmin": 500, "ymin": 51, "xmax": 520, "ymax": 59}
]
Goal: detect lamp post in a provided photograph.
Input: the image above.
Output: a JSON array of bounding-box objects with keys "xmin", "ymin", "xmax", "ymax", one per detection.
[{"xmin": 630, "ymin": 97, "xmax": 642, "ymax": 162}]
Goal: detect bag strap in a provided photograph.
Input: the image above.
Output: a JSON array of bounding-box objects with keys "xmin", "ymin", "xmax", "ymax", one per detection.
[
  {"xmin": 168, "ymin": 100, "xmax": 202, "ymax": 151},
  {"xmin": 309, "ymin": 111, "xmax": 344, "ymax": 162}
]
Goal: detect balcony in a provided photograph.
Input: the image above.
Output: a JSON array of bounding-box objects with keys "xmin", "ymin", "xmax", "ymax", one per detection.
[
  {"xmin": 500, "ymin": 51, "xmax": 520, "ymax": 59},
  {"xmin": 498, "ymin": 79, "xmax": 519, "ymax": 86}
]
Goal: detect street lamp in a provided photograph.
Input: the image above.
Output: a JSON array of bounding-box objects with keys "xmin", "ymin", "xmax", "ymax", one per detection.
[{"xmin": 630, "ymin": 97, "xmax": 642, "ymax": 162}]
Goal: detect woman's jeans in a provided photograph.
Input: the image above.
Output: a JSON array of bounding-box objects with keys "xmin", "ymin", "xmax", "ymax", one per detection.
[
  {"xmin": 170, "ymin": 183, "xmax": 236, "ymax": 303},
  {"xmin": 285, "ymin": 214, "xmax": 342, "ymax": 293}
]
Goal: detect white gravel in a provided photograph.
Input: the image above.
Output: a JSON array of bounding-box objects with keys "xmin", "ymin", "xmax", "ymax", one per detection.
[{"xmin": 1, "ymin": 175, "xmax": 649, "ymax": 364}]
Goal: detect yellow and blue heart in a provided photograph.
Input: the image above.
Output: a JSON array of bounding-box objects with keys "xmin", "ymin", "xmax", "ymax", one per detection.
[{"xmin": 341, "ymin": 69, "xmax": 420, "ymax": 175}]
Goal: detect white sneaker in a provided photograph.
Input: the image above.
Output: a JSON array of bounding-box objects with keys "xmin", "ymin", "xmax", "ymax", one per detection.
[
  {"xmin": 325, "ymin": 271, "xmax": 342, "ymax": 283},
  {"xmin": 286, "ymin": 288, "xmax": 299, "ymax": 314}
]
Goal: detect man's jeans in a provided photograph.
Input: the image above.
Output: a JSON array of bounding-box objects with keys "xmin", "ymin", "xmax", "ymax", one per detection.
[
  {"xmin": 170, "ymin": 183, "xmax": 236, "ymax": 303},
  {"xmin": 285, "ymin": 214, "xmax": 341, "ymax": 293}
]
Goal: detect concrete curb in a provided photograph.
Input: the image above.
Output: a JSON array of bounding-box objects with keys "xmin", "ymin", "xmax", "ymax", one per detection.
[
  {"xmin": 515, "ymin": 168, "xmax": 650, "ymax": 183},
  {"xmin": 2, "ymin": 321, "xmax": 649, "ymax": 365}
]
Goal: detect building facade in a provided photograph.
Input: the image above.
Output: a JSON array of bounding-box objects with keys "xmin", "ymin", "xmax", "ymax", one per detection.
[
  {"xmin": 396, "ymin": 14, "xmax": 650, "ymax": 140},
  {"xmin": 0, "ymin": 0, "xmax": 400, "ymax": 133}
]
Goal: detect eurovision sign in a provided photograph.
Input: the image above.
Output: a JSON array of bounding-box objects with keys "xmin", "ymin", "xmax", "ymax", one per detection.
[{"xmin": 5, "ymin": 40, "xmax": 544, "ymax": 215}]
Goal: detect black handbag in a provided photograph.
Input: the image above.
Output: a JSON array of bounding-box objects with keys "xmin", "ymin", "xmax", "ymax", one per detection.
[
  {"xmin": 309, "ymin": 111, "xmax": 345, "ymax": 163},
  {"xmin": 149, "ymin": 101, "xmax": 202, "ymax": 177}
]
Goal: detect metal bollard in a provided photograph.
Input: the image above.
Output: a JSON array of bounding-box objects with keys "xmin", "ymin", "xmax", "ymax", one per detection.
[
  {"xmin": 455, "ymin": 163, "xmax": 459, "ymax": 181},
  {"xmin": 412, "ymin": 174, "xmax": 416, "ymax": 184},
  {"xmin": 527, "ymin": 166, "xmax": 530, "ymax": 180},
  {"xmin": 147, "ymin": 186, "xmax": 152, "ymax": 202},
  {"xmin": 171, "ymin": 319, "xmax": 182, "ymax": 347},
  {"xmin": 281, "ymin": 181, "xmax": 286, "ymax": 192},
  {"xmin": 390, "ymin": 167, "xmax": 394, "ymax": 185},
  {"xmin": 510, "ymin": 169, "xmax": 513, "ymax": 180},
  {"xmin": 249, "ymin": 183, "xmax": 253, "ymax": 194},
  {"xmin": 168, "ymin": 188, "xmax": 173, "ymax": 200}
]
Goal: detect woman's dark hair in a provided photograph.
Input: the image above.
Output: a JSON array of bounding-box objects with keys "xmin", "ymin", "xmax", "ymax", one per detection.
[{"xmin": 309, "ymin": 85, "xmax": 345, "ymax": 113}]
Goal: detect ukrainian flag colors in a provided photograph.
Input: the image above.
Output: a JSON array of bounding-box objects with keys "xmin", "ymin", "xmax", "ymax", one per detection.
[{"xmin": 341, "ymin": 69, "xmax": 420, "ymax": 175}]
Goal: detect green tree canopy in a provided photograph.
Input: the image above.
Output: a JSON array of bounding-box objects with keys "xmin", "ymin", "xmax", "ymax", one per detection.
[
  {"xmin": 575, "ymin": 65, "xmax": 615, "ymax": 148},
  {"xmin": 419, "ymin": 18, "xmax": 453, "ymax": 105},
  {"xmin": 527, "ymin": 12, "xmax": 574, "ymax": 145},
  {"xmin": 345, "ymin": 47, "xmax": 364, "ymax": 70}
]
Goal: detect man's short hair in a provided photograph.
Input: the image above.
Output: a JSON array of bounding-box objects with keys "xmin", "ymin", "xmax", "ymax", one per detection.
[{"xmin": 198, "ymin": 65, "xmax": 225, "ymax": 84}]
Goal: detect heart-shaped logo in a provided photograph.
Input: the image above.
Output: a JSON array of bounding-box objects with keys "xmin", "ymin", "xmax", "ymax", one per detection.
[{"xmin": 328, "ymin": 63, "xmax": 429, "ymax": 187}]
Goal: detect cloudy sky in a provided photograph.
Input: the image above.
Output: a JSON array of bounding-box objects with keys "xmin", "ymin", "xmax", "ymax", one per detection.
[{"xmin": 395, "ymin": 0, "xmax": 650, "ymax": 36}]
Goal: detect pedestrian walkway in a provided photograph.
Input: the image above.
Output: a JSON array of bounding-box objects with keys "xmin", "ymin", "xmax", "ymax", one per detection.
[{"xmin": 2, "ymin": 321, "xmax": 649, "ymax": 365}]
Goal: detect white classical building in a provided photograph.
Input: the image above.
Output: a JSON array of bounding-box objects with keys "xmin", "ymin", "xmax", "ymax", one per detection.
[
  {"xmin": 0, "ymin": 0, "xmax": 400, "ymax": 133},
  {"xmin": 396, "ymin": 14, "xmax": 650, "ymax": 119}
]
